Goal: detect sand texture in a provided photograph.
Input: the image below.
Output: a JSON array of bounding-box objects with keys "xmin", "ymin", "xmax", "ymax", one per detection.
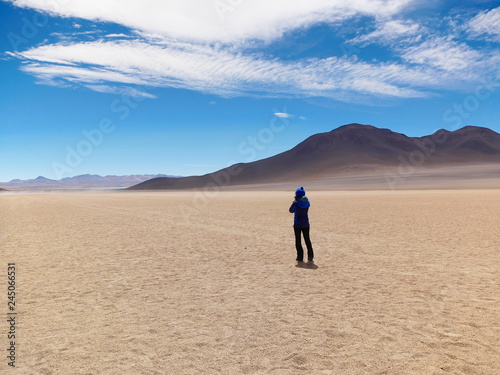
[{"xmin": 1, "ymin": 190, "xmax": 499, "ymax": 374}]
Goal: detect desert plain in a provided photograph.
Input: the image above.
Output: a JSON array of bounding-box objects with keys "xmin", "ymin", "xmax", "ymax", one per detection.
[{"xmin": 1, "ymin": 188, "xmax": 499, "ymax": 374}]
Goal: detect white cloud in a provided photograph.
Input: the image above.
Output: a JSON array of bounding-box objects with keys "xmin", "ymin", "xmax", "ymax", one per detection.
[
  {"xmin": 12, "ymin": 39, "xmax": 438, "ymax": 101},
  {"xmin": 467, "ymin": 7, "xmax": 500, "ymax": 42},
  {"xmin": 18, "ymin": 60, "xmax": 148, "ymax": 86},
  {"xmin": 274, "ymin": 112, "xmax": 293, "ymax": 118},
  {"xmin": 5, "ymin": 0, "xmax": 500, "ymax": 104},
  {"xmin": 401, "ymin": 37, "xmax": 483, "ymax": 72},
  {"xmin": 105, "ymin": 33, "xmax": 133, "ymax": 38},
  {"xmin": 9, "ymin": 0, "xmax": 413, "ymax": 43},
  {"xmin": 11, "ymin": 32, "xmax": 500, "ymax": 102},
  {"xmin": 349, "ymin": 19, "xmax": 422, "ymax": 46}
]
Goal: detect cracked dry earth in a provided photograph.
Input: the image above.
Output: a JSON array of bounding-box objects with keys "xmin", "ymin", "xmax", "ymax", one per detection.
[{"xmin": 1, "ymin": 189, "xmax": 499, "ymax": 374}]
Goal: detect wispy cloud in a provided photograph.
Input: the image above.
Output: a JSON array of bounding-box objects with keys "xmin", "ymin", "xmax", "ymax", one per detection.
[
  {"xmin": 8, "ymin": 0, "xmax": 414, "ymax": 43},
  {"xmin": 17, "ymin": 59, "xmax": 148, "ymax": 86},
  {"xmin": 274, "ymin": 112, "xmax": 293, "ymax": 118},
  {"xmin": 466, "ymin": 6, "xmax": 500, "ymax": 42},
  {"xmin": 5, "ymin": 0, "xmax": 500, "ymax": 103},
  {"xmin": 349, "ymin": 19, "xmax": 422, "ymax": 46},
  {"xmin": 274, "ymin": 112, "xmax": 307, "ymax": 120},
  {"xmin": 401, "ymin": 37, "xmax": 483, "ymax": 72},
  {"xmin": 105, "ymin": 33, "xmax": 133, "ymax": 39},
  {"xmin": 9, "ymin": 33, "xmax": 500, "ymax": 102},
  {"xmin": 10, "ymin": 38, "xmax": 438, "ymax": 101}
]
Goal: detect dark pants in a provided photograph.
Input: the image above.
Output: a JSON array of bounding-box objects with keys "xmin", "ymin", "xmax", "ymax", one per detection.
[{"xmin": 294, "ymin": 226, "xmax": 314, "ymax": 261}]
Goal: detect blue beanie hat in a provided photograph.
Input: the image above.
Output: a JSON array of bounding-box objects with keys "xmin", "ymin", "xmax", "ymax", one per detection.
[{"xmin": 295, "ymin": 186, "xmax": 306, "ymax": 197}]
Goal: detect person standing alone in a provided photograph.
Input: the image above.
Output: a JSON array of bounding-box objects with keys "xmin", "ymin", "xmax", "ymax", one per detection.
[{"xmin": 289, "ymin": 187, "xmax": 314, "ymax": 263}]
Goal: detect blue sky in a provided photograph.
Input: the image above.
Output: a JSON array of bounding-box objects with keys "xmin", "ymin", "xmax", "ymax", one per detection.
[{"xmin": 1, "ymin": 0, "xmax": 499, "ymax": 181}]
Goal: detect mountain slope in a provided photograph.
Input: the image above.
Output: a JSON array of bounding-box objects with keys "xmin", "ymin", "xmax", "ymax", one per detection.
[
  {"xmin": 0, "ymin": 174, "xmax": 173, "ymax": 189},
  {"xmin": 129, "ymin": 124, "xmax": 500, "ymax": 190}
]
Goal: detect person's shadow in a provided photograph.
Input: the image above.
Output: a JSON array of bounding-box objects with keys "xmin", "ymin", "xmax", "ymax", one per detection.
[{"xmin": 295, "ymin": 262, "xmax": 318, "ymax": 270}]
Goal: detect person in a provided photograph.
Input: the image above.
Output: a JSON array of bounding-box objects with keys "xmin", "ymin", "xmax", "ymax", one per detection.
[{"xmin": 289, "ymin": 186, "xmax": 314, "ymax": 263}]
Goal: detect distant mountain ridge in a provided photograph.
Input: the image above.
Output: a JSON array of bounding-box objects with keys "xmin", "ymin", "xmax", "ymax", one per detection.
[
  {"xmin": 0, "ymin": 174, "xmax": 175, "ymax": 189},
  {"xmin": 129, "ymin": 123, "xmax": 500, "ymax": 190}
]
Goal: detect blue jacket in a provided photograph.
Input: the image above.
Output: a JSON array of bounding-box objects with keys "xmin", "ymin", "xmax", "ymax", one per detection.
[{"xmin": 289, "ymin": 196, "xmax": 310, "ymax": 228}]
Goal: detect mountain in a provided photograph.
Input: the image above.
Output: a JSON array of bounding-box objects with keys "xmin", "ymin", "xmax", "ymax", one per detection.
[
  {"xmin": 419, "ymin": 126, "xmax": 500, "ymax": 160},
  {"xmin": 129, "ymin": 124, "xmax": 500, "ymax": 190},
  {"xmin": 0, "ymin": 174, "xmax": 175, "ymax": 190}
]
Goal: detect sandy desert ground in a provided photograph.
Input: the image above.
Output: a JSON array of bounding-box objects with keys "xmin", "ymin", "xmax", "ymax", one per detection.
[{"xmin": 1, "ymin": 189, "xmax": 499, "ymax": 374}]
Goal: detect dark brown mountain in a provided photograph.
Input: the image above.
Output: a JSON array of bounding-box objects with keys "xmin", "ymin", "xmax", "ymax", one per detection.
[
  {"xmin": 419, "ymin": 126, "xmax": 500, "ymax": 160},
  {"xmin": 129, "ymin": 124, "xmax": 500, "ymax": 190}
]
